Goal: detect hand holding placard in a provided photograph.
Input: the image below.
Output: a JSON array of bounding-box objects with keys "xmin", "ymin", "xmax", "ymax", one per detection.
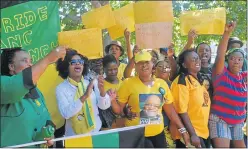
[
  {"xmin": 108, "ymin": 3, "xmax": 135, "ymax": 40},
  {"xmin": 180, "ymin": 7, "xmax": 226, "ymax": 35}
]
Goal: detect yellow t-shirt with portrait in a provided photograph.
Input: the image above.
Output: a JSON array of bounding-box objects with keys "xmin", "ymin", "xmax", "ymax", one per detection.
[
  {"xmin": 118, "ymin": 76, "xmax": 174, "ymax": 137},
  {"xmin": 170, "ymin": 74, "xmax": 211, "ymax": 139},
  {"xmin": 103, "ymin": 80, "xmax": 122, "ymax": 92},
  {"xmin": 117, "ymin": 63, "xmax": 127, "ymax": 80}
]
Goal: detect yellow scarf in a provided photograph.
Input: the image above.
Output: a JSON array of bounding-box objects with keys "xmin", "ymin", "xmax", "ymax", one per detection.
[{"xmin": 68, "ymin": 77, "xmax": 95, "ymax": 134}]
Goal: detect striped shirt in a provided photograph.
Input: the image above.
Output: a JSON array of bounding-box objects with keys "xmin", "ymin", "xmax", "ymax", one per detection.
[{"xmin": 211, "ymin": 67, "xmax": 247, "ymax": 125}]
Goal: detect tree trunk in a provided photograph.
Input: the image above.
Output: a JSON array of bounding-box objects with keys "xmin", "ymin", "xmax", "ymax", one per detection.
[{"xmin": 90, "ymin": 1, "xmax": 112, "ymax": 54}]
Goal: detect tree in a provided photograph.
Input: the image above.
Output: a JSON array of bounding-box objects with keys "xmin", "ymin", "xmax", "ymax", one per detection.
[{"xmin": 59, "ymin": 0, "xmax": 247, "ymax": 57}]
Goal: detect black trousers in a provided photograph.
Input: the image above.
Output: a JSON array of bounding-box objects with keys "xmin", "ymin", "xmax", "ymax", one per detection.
[
  {"xmin": 175, "ymin": 137, "xmax": 210, "ymax": 148},
  {"xmin": 49, "ymin": 123, "xmax": 65, "ymax": 148},
  {"xmin": 145, "ymin": 131, "xmax": 166, "ymax": 148}
]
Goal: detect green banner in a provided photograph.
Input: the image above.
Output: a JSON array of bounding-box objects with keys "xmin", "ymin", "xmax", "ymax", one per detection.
[{"xmin": 1, "ymin": 1, "xmax": 60, "ymax": 63}]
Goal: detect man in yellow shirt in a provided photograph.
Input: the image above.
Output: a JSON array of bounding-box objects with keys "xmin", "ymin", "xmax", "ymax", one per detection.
[
  {"xmin": 117, "ymin": 50, "xmax": 190, "ymax": 148},
  {"xmin": 105, "ymin": 41, "xmax": 127, "ymax": 81}
]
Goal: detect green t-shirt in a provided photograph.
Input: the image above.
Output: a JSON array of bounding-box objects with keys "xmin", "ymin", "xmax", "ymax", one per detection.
[{"xmin": 1, "ymin": 67, "xmax": 52, "ymax": 147}]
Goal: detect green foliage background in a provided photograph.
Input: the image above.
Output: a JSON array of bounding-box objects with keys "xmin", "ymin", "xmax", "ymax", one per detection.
[{"xmin": 59, "ymin": 0, "xmax": 247, "ymax": 57}]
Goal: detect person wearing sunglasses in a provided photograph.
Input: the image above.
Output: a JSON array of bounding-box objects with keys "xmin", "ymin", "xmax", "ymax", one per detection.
[{"xmin": 55, "ymin": 49, "xmax": 112, "ymax": 136}]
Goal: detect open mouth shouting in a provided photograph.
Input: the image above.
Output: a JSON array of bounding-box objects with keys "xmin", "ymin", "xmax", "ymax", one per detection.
[
  {"xmin": 74, "ymin": 65, "xmax": 82, "ymax": 73},
  {"xmin": 201, "ymin": 54, "xmax": 209, "ymax": 61}
]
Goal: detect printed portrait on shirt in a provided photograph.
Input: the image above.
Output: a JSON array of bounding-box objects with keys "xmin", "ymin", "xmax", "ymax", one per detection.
[{"xmin": 139, "ymin": 94, "xmax": 163, "ymax": 125}]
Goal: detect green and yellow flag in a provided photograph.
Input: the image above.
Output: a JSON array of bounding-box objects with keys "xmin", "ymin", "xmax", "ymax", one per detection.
[
  {"xmin": 65, "ymin": 126, "xmax": 145, "ymax": 148},
  {"xmin": 7, "ymin": 125, "xmax": 145, "ymax": 148}
]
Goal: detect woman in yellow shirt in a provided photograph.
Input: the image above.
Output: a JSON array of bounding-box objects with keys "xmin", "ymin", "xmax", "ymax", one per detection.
[
  {"xmin": 117, "ymin": 50, "xmax": 190, "ymax": 148},
  {"xmin": 99, "ymin": 54, "xmax": 124, "ymax": 129},
  {"xmin": 170, "ymin": 49, "xmax": 211, "ymax": 148},
  {"xmin": 105, "ymin": 41, "xmax": 127, "ymax": 80}
]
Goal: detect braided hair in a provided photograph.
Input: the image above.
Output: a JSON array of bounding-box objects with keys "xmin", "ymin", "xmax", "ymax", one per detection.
[
  {"xmin": 1, "ymin": 47, "xmax": 25, "ymax": 76},
  {"xmin": 178, "ymin": 49, "xmax": 204, "ymax": 84}
]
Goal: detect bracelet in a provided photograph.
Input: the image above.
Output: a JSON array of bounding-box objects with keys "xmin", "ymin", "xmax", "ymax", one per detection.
[{"xmin": 178, "ymin": 127, "xmax": 187, "ymax": 134}]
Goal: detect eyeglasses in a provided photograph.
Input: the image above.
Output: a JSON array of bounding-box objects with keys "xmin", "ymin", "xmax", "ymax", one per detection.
[{"xmin": 70, "ymin": 59, "xmax": 84, "ymax": 65}]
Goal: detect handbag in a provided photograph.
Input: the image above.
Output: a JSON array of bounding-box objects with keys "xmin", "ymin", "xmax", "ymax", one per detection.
[{"xmin": 98, "ymin": 106, "xmax": 116, "ymax": 128}]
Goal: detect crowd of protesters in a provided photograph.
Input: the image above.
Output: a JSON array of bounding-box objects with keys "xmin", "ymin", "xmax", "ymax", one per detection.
[{"xmin": 1, "ymin": 20, "xmax": 247, "ymax": 148}]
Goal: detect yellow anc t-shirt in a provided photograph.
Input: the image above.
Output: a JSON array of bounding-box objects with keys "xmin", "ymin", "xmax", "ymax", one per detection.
[
  {"xmin": 118, "ymin": 76, "xmax": 174, "ymax": 137},
  {"xmin": 103, "ymin": 80, "xmax": 122, "ymax": 92},
  {"xmin": 103, "ymin": 79, "xmax": 124, "ymax": 129},
  {"xmin": 170, "ymin": 74, "xmax": 211, "ymax": 139},
  {"xmin": 117, "ymin": 63, "xmax": 127, "ymax": 80}
]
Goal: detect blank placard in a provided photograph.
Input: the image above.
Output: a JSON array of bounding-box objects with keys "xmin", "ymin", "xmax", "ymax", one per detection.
[
  {"xmin": 58, "ymin": 28, "xmax": 103, "ymax": 59},
  {"xmin": 135, "ymin": 22, "xmax": 173, "ymax": 49}
]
